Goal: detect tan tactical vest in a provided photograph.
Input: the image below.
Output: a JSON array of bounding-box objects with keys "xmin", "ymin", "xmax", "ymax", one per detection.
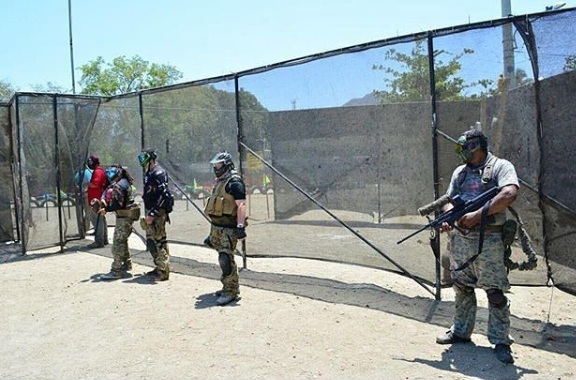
[
  {"xmin": 115, "ymin": 203, "xmax": 141, "ymax": 221},
  {"xmin": 204, "ymin": 175, "xmax": 238, "ymax": 226}
]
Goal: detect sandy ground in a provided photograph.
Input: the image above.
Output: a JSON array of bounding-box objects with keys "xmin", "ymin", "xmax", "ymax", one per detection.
[{"xmin": 1, "ymin": 232, "xmax": 575, "ymax": 380}]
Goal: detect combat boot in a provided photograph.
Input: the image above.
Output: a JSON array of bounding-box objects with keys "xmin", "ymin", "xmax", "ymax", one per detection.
[
  {"xmin": 147, "ymin": 270, "xmax": 169, "ymax": 283},
  {"xmin": 145, "ymin": 268, "xmax": 159, "ymax": 276},
  {"xmin": 121, "ymin": 260, "xmax": 133, "ymax": 272},
  {"xmin": 216, "ymin": 293, "xmax": 240, "ymax": 306},
  {"xmin": 494, "ymin": 344, "xmax": 514, "ymax": 364},
  {"xmin": 99, "ymin": 271, "xmax": 122, "ymax": 280},
  {"xmin": 436, "ymin": 329, "xmax": 472, "ymax": 344}
]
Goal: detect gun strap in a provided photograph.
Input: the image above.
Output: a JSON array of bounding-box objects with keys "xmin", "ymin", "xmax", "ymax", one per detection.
[{"xmin": 454, "ymin": 200, "xmax": 491, "ymax": 272}]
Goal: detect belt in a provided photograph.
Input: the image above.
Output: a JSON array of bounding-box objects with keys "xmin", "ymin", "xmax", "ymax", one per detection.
[{"xmin": 469, "ymin": 225, "xmax": 503, "ymax": 233}]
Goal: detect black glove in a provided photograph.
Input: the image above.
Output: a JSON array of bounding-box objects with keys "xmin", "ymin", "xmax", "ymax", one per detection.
[
  {"xmin": 203, "ymin": 236, "xmax": 214, "ymax": 248},
  {"xmin": 235, "ymin": 226, "xmax": 247, "ymax": 240}
]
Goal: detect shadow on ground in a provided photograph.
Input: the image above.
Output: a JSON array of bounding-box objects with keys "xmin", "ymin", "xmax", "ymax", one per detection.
[{"xmin": 3, "ymin": 241, "xmax": 575, "ymax": 362}]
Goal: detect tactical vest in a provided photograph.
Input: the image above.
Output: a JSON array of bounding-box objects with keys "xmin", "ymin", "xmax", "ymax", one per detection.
[
  {"xmin": 113, "ymin": 178, "xmax": 140, "ymax": 221},
  {"xmin": 204, "ymin": 175, "xmax": 239, "ymax": 227},
  {"xmin": 115, "ymin": 203, "xmax": 141, "ymax": 221},
  {"xmin": 455, "ymin": 154, "xmax": 505, "ymax": 227}
]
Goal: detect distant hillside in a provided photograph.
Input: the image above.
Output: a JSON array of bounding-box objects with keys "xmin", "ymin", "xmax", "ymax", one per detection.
[{"xmin": 342, "ymin": 92, "xmax": 378, "ymax": 107}]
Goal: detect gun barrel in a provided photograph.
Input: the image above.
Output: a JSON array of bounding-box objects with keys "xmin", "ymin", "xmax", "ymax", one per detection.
[
  {"xmin": 397, "ymin": 224, "xmax": 430, "ymax": 244},
  {"xmin": 418, "ymin": 194, "xmax": 451, "ymax": 216}
]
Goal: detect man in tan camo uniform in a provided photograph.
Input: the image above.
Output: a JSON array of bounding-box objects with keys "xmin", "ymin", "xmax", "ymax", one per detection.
[
  {"xmin": 203, "ymin": 151, "xmax": 247, "ymax": 306},
  {"xmin": 99, "ymin": 165, "xmax": 140, "ymax": 280}
]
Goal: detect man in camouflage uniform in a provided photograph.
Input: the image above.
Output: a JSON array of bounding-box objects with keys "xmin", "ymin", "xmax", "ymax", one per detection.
[
  {"xmin": 203, "ymin": 152, "xmax": 247, "ymax": 306},
  {"xmin": 436, "ymin": 128, "xmax": 519, "ymax": 364},
  {"xmin": 138, "ymin": 149, "xmax": 171, "ymax": 283},
  {"xmin": 99, "ymin": 165, "xmax": 140, "ymax": 280}
]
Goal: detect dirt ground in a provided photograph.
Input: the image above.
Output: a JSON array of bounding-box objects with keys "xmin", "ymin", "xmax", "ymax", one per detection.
[{"xmin": 1, "ymin": 230, "xmax": 575, "ymax": 380}]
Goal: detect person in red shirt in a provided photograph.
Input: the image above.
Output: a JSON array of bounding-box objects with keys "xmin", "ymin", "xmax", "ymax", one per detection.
[{"xmin": 86, "ymin": 155, "xmax": 108, "ymax": 248}]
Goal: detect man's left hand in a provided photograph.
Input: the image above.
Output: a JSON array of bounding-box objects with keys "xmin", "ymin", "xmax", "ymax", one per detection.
[{"xmin": 235, "ymin": 226, "xmax": 247, "ymax": 240}]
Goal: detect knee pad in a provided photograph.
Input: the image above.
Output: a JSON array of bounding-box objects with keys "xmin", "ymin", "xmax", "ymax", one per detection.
[
  {"xmin": 486, "ymin": 288, "xmax": 507, "ymax": 308},
  {"xmin": 218, "ymin": 252, "xmax": 232, "ymax": 276},
  {"xmin": 146, "ymin": 239, "xmax": 157, "ymax": 254}
]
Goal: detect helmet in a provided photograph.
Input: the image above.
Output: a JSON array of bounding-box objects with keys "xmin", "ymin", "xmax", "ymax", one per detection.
[
  {"xmin": 138, "ymin": 149, "xmax": 157, "ymax": 168},
  {"xmin": 455, "ymin": 129, "xmax": 488, "ymax": 163},
  {"xmin": 210, "ymin": 151, "xmax": 233, "ymax": 166},
  {"xmin": 210, "ymin": 151, "xmax": 234, "ymax": 178},
  {"xmin": 106, "ymin": 167, "xmax": 121, "ymax": 182},
  {"xmin": 86, "ymin": 155, "xmax": 100, "ymax": 170}
]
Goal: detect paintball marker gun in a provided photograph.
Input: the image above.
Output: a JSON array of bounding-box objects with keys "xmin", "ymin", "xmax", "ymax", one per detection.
[{"xmin": 397, "ymin": 186, "xmax": 498, "ymax": 244}]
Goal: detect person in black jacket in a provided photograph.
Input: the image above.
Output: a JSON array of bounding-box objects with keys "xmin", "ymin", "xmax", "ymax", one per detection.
[{"xmin": 138, "ymin": 149, "xmax": 171, "ymax": 283}]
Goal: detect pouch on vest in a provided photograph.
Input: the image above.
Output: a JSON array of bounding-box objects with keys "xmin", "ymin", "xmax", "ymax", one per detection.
[{"xmin": 204, "ymin": 196, "xmax": 224, "ymax": 216}]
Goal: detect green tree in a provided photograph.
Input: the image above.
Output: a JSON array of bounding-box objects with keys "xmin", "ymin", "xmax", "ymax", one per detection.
[
  {"xmin": 79, "ymin": 55, "xmax": 183, "ymax": 96},
  {"xmin": 31, "ymin": 82, "xmax": 68, "ymax": 93},
  {"xmin": 564, "ymin": 55, "xmax": 576, "ymax": 72},
  {"xmin": 372, "ymin": 39, "xmax": 495, "ymax": 103},
  {"xmin": 0, "ymin": 80, "xmax": 16, "ymax": 102}
]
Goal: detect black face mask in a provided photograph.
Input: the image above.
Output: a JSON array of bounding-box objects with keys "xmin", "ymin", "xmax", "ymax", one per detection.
[{"xmin": 213, "ymin": 165, "xmax": 228, "ymax": 178}]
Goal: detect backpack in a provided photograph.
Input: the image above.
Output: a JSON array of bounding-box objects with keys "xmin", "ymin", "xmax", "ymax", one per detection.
[{"xmin": 164, "ymin": 188, "xmax": 175, "ymax": 214}]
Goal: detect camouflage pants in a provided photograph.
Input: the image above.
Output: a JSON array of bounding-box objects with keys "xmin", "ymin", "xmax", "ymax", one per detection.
[
  {"xmin": 449, "ymin": 231, "xmax": 513, "ymax": 345},
  {"xmin": 145, "ymin": 210, "xmax": 170, "ymax": 277},
  {"xmin": 110, "ymin": 217, "xmax": 133, "ymax": 273},
  {"xmin": 207, "ymin": 226, "xmax": 239, "ymax": 296}
]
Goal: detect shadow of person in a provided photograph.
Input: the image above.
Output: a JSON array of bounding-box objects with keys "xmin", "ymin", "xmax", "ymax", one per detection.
[
  {"xmin": 194, "ymin": 292, "xmax": 241, "ymax": 309},
  {"xmin": 405, "ymin": 343, "xmax": 539, "ymax": 380},
  {"xmin": 122, "ymin": 273, "xmax": 159, "ymax": 285},
  {"xmin": 82, "ymin": 272, "xmax": 134, "ymax": 283}
]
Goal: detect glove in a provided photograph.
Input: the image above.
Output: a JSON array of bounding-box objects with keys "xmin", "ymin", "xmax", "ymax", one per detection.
[
  {"xmin": 203, "ymin": 236, "xmax": 214, "ymax": 248},
  {"xmin": 139, "ymin": 217, "xmax": 148, "ymax": 230},
  {"xmin": 90, "ymin": 199, "xmax": 102, "ymax": 213},
  {"xmin": 235, "ymin": 226, "xmax": 247, "ymax": 240}
]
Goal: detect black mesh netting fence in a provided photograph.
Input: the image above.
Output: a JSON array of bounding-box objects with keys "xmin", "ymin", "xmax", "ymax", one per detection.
[{"xmin": 3, "ymin": 8, "xmax": 576, "ymax": 298}]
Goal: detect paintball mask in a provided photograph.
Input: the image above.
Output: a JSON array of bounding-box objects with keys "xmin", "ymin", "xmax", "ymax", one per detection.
[
  {"xmin": 455, "ymin": 130, "xmax": 487, "ymax": 163},
  {"xmin": 86, "ymin": 155, "xmax": 99, "ymax": 170},
  {"xmin": 210, "ymin": 151, "xmax": 234, "ymax": 178},
  {"xmin": 138, "ymin": 149, "xmax": 157, "ymax": 169},
  {"xmin": 106, "ymin": 166, "xmax": 121, "ymax": 183}
]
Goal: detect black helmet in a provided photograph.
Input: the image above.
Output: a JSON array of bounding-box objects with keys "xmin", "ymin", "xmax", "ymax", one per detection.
[
  {"xmin": 210, "ymin": 151, "xmax": 234, "ymax": 178},
  {"xmin": 210, "ymin": 151, "xmax": 233, "ymax": 167}
]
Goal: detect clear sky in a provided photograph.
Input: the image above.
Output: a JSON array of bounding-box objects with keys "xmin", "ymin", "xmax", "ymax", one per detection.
[{"xmin": 0, "ymin": 0, "xmax": 569, "ymax": 93}]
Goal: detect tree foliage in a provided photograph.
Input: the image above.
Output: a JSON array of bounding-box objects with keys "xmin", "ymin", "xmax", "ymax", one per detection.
[
  {"xmin": 0, "ymin": 80, "xmax": 16, "ymax": 102},
  {"xmin": 372, "ymin": 39, "xmax": 496, "ymax": 103},
  {"xmin": 79, "ymin": 55, "xmax": 183, "ymax": 96},
  {"xmin": 31, "ymin": 82, "xmax": 68, "ymax": 94},
  {"xmin": 564, "ymin": 55, "xmax": 576, "ymax": 72}
]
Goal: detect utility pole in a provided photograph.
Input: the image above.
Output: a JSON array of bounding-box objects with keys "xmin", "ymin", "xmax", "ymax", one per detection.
[
  {"xmin": 501, "ymin": 0, "xmax": 516, "ymax": 89},
  {"xmin": 68, "ymin": 0, "xmax": 76, "ymax": 94}
]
